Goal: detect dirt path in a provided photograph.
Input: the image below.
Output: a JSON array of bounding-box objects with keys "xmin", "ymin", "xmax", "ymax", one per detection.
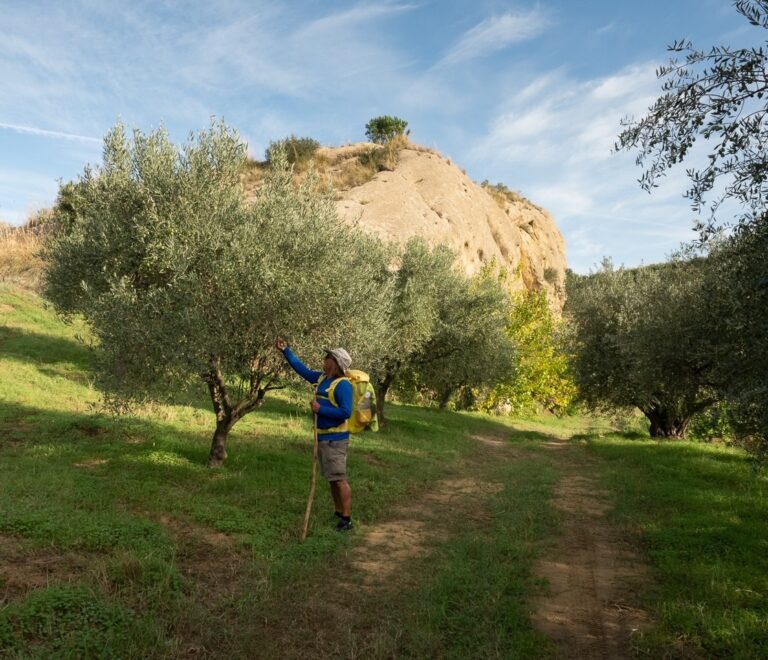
[
  {"xmin": 533, "ymin": 439, "xmax": 651, "ymax": 659},
  {"xmin": 248, "ymin": 434, "xmax": 513, "ymax": 659},
  {"xmin": 237, "ymin": 433, "xmax": 654, "ymax": 659}
]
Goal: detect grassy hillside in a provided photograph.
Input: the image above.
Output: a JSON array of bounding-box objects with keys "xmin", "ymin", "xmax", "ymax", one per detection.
[
  {"xmin": 0, "ymin": 285, "xmax": 561, "ymax": 657},
  {"xmin": 1, "ymin": 284, "xmax": 767, "ymax": 658}
]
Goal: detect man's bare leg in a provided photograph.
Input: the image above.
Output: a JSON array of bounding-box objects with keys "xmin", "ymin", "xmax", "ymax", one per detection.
[
  {"xmin": 329, "ymin": 482, "xmax": 343, "ymax": 513},
  {"xmin": 334, "ymin": 480, "xmax": 351, "ymax": 517}
]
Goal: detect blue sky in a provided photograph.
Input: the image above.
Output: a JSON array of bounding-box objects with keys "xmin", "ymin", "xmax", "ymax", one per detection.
[{"xmin": 0, "ymin": 0, "xmax": 762, "ymax": 272}]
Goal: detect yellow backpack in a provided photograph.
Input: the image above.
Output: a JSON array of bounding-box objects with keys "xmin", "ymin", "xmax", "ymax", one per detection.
[{"xmin": 346, "ymin": 369, "xmax": 379, "ymax": 434}]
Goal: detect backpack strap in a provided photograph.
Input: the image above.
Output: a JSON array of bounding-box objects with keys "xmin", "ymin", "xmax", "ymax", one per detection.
[
  {"xmin": 315, "ymin": 375, "xmax": 351, "ymax": 435},
  {"xmin": 326, "ymin": 376, "xmax": 350, "ymax": 408}
]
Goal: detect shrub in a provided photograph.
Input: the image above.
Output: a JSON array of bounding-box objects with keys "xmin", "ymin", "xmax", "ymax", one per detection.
[
  {"xmin": 365, "ymin": 115, "xmax": 408, "ymax": 145},
  {"xmin": 480, "ymin": 180, "xmax": 535, "ymax": 209},
  {"xmin": 265, "ymin": 135, "xmax": 320, "ymax": 166},
  {"xmin": 358, "ymin": 134, "xmax": 409, "ymax": 174}
]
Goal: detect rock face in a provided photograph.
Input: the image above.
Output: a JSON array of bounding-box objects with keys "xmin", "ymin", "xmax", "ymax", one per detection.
[{"xmin": 331, "ymin": 145, "xmax": 567, "ymax": 308}]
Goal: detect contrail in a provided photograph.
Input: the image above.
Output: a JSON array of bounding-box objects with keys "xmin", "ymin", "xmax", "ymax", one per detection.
[{"xmin": 0, "ymin": 122, "xmax": 101, "ymax": 144}]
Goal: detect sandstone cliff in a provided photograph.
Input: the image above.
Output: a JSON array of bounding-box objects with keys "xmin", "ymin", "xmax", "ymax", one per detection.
[{"xmin": 324, "ymin": 144, "xmax": 567, "ymax": 308}]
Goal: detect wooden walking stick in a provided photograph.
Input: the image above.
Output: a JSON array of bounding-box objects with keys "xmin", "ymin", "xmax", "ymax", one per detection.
[{"xmin": 300, "ymin": 389, "xmax": 319, "ymax": 542}]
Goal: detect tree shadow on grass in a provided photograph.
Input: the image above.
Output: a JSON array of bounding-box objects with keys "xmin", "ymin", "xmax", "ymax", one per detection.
[
  {"xmin": 0, "ymin": 325, "xmax": 316, "ymax": 420},
  {"xmin": 387, "ymin": 403, "xmax": 565, "ymax": 447},
  {"xmin": 0, "ymin": 401, "xmax": 320, "ymax": 549},
  {"xmin": 505, "ymin": 426, "xmax": 566, "ymax": 444},
  {"xmin": 0, "ymin": 326, "xmax": 92, "ymax": 368},
  {"xmin": 0, "ymin": 325, "xmax": 518, "ymax": 450},
  {"xmin": 591, "ymin": 435, "xmax": 749, "ymax": 468}
]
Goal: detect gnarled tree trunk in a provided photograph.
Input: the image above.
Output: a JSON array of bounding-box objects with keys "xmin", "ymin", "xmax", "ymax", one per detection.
[
  {"xmin": 203, "ymin": 357, "xmax": 269, "ymax": 467},
  {"xmin": 438, "ymin": 387, "xmax": 454, "ymax": 410},
  {"xmin": 642, "ymin": 405, "xmax": 690, "ymax": 439},
  {"xmin": 208, "ymin": 418, "xmax": 233, "ymax": 467},
  {"xmin": 374, "ymin": 371, "xmax": 395, "ymax": 428}
]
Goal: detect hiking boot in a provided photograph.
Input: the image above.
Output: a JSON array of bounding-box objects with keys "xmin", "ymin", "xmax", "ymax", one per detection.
[{"xmin": 335, "ymin": 519, "xmax": 353, "ymax": 532}]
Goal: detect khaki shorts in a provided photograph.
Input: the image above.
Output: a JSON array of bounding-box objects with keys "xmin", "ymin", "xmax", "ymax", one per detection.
[{"xmin": 318, "ymin": 440, "xmax": 348, "ymax": 482}]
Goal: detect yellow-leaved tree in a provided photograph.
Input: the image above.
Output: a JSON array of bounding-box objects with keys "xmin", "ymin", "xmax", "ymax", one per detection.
[{"xmin": 485, "ymin": 288, "xmax": 576, "ymax": 416}]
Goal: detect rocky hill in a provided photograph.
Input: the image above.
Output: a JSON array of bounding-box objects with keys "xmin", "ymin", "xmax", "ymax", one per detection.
[{"xmin": 321, "ymin": 143, "xmax": 567, "ymax": 307}]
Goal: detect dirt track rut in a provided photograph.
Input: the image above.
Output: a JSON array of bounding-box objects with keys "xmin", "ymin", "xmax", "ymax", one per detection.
[{"xmin": 533, "ymin": 439, "xmax": 651, "ymax": 659}]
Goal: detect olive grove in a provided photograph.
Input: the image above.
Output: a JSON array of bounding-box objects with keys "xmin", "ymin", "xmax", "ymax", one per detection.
[{"xmin": 614, "ymin": 0, "xmax": 768, "ymax": 450}]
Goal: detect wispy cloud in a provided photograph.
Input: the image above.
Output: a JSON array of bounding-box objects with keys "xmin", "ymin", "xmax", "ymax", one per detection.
[
  {"xmin": 439, "ymin": 10, "xmax": 549, "ymax": 67},
  {"xmin": 595, "ymin": 21, "xmax": 617, "ymax": 35},
  {"xmin": 296, "ymin": 1, "xmax": 418, "ymax": 38},
  {"xmin": 0, "ymin": 122, "xmax": 101, "ymax": 144},
  {"xmin": 469, "ymin": 61, "xmax": 704, "ymax": 271}
]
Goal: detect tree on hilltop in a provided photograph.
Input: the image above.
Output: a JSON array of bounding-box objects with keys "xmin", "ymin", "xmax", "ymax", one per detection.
[
  {"xmin": 365, "ymin": 115, "xmax": 409, "ymax": 144},
  {"xmin": 43, "ymin": 121, "xmax": 391, "ymax": 466}
]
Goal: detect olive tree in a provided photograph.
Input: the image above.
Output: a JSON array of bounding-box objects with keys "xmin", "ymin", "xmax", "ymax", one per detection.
[
  {"xmin": 566, "ymin": 260, "xmax": 718, "ymax": 438},
  {"xmin": 369, "ymin": 237, "xmax": 457, "ymax": 426},
  {"xmin": 616, "ymin": 0, "xmax": 768, "ymax": 236},
  {"xmin": 615, "ymin": 0, "xmax": 768, "ymax": 450},
  {"xmin": 408, "ymin": 266, "xmax": 515, "ymax": 410},
  {"xmin": 703, "ymin": 215, "xmax": 768, "ymax": 454},
  {"xmin": 43, "ymin": 121, "xmax": 391, "ymax": 466}
]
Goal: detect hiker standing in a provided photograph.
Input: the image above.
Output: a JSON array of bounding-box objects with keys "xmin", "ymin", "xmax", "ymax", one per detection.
[{"xmin": 275, "ymin": 339, "xmax": 355, "ymax": 532}]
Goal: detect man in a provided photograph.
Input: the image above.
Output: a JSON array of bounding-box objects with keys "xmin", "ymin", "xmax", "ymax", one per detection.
[{"xmin": 275, "ymin": 339, "xmax": 354, "ymax": 532}]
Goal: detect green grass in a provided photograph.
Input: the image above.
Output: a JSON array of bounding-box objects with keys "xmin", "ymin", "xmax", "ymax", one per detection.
[
  {"xmin": 0, "ymin": 584, "xmax": 164, "ymax": 658},
  {"xmin": 5, "ymin": 283, "xmax": 767, "ymax": 658},
  {"xmin": 589, "ymin": 436, "xmax": 768, "ymax": 658},
  {"xmin": 0, "ymin": 285, "xmax": 560, "ymax": 657},
  {"xmin": 385, "ymin": 452, "xmax": 559, "ymax": 659}
]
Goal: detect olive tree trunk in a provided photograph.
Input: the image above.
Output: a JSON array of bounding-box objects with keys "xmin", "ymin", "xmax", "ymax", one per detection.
[
  {"xmin": 374, "ymin": 372, "xmax": 395, "ymax": 428},
  {"xmin": 641, "ymin": 396, "xmax": 716, "ymax": 440},
  {"xmin": 642, "ymin": 405, "xmax": 691, "ymax": 439},
  {"xmin": 208, "ymin": 418, "xmax": 234, "ymax": 467},
  {"xmin": 438, "ymin": 387, "xmax": 454, "ymax": 410},
  {"xmin": 204, "ymin": 360, "xmax": 268, "ymax": 467}
]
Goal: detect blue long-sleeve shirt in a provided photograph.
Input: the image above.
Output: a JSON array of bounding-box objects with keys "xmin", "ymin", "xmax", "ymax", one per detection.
[{"xmin": 282, "ymin": 347, "xmax": 352, "ymax": 441}]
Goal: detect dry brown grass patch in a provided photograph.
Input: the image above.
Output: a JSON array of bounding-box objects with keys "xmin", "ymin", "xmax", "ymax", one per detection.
[
  {"xmin": 244, "ymin": 137, "xmax": 427, "ymax": 196},
  {"xmin": 0, "ymin": 222, "xmax": 45, "ymax": 290},
  {"xmin": 0, "ymin": 535, "xmax": 98, "ymax": 605}
]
